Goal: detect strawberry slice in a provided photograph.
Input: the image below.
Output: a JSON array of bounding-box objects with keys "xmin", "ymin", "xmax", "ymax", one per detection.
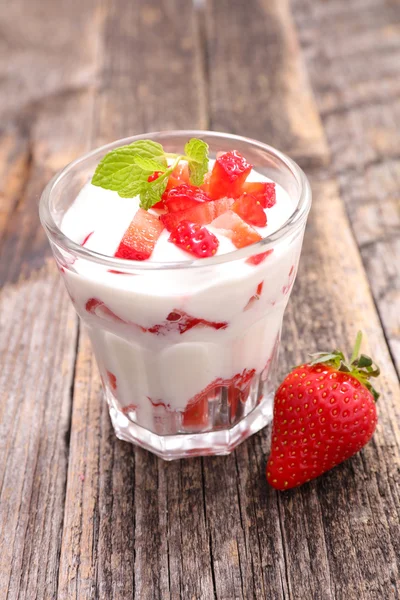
[
  {"xmin": 147, "ymin": 309, "xmax": 227, "ymax": 335},
  {"xmin": 115, "ymin": 209, "xmax": 164, "ymax": 261},
  {"xmin": 211, "ymin": 210, "xmax": 262, "ymax": 249},
  {"xmin": 163, "ymin": 184, "xmax": 211, "ymax": 213},
  {"xmin": 208, "ymin": 151, "xmax": 252, "ymax": 199},
  {"xmin": 182, "ymin": 395, "xmax": 209, "ymax": 428},
  {"xmin": 165, "ymin": 161, "xmax": 190, "ymax": 191},
  {"xmin": 232, "ymin": 194, "xmax": 267, "ymax": 227},
  {"xmin": 247, "ymin": 249, "xmax": 273, "ymax": 266},
  {"xmin": 241, "ymin": 182, "xmax": 276, "ymax": 208},
  {"xmin": 200, "ymin": 171, "xmax": 211, "ymax": 194},
  {"xmin": 169, "ymin": 221, "xmax": 219, "ymax": 258},
  {"xmin": 161, "ymin": 197, "xmax": 234, "ymax": 232}
]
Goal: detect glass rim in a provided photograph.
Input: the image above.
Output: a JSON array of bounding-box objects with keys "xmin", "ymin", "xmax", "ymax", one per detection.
[{"xmin": 39, "ymin": 129, "xmax": 312, "ymax": 271}]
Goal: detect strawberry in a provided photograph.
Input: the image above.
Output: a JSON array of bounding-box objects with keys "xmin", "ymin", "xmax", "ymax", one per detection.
[
  {"xmin": 200, "ymin": 171, "xmax": 211, "ymax": 194},
  {"xmin": 247, "ymin": 249, "xmax": 273, "ymax": 266},
  {"xmin": 208, "ymin": 150, "xmax": 252, "ymax": 199},
  {"xmin": 163, "ymin": 184, "xmax": 210, "ymax": 213},
  {"xmin": 161, "ymin": 197, "xmax": 233, "ymax": 232},
  {"xmin": 169, "ymin": 220, "xmax": 219, "ymax": 258},
  {"xmin": 148, "ymin": 171, "xmax": 164, "ymax": 182},
  {"xmin": 165, "ymin": 161, "xmax": 190, "ymax": 191},
  {"xmin": 211, "ymin": 210, "xmax": 262, "ymax": 248},
  {"xmin": 182, "ymin": 395, "xmax": 209, "ymax": 428},
  {"xmin": 232, "ymin": 194, "xmax": 267, "ymax": 227},
  {"xmin": 266, "ymin": 332, "xmax": 379, "ymax": 490},
  {"xmin": 115, "ymin": 208, "xmax": 164, "ymax": 260},
  {"xmin": 182, "ymin": 368, "xmax": 255, "ymax": 428},
  {"xmin": 241, "ymin": 182, "xmax": 276, "ymax": 208},
  {"xmin": 146, "ymin": 309, "xmax": 227, "ymax": 335}
]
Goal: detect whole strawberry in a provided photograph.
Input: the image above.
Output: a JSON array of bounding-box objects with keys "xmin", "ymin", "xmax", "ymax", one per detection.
[{"xmin": 266, "ymin": 332, "xmax": 379, "ymax": 490}]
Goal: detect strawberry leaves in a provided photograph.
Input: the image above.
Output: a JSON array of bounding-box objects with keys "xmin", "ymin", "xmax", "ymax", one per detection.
[
  {"xmin": 91, "ymin": 138, "xmax": 209, "ymax": 210},
  {"xmin": 309, "ymin": 331, "xmax": 380, "ymax": 400}
]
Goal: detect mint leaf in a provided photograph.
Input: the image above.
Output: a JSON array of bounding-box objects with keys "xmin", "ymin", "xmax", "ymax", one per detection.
[
  {"xmin": 92, "ymin": 140, "xmax": 167, "ymax": 194},
  {"xmin": 127, "ymin": 140, "xmax": 166, "ymax": 165},
  {"xmin": 185, "ymin": 138, "xmax": 209, "ymax": 186},
  {"xmin": 92, "ymin": 146, "xmax": 144, "ymax": 192},
  {"xmin": 133, "ymin": 155, "xmax": 167, "ymax": 173},
  {"xmin": 91, "ymin": 137, "xmax": 210, "ymax": 207},
  {"xmin": 140, "ymin": 176, "xmax": 168, "ymax": 210}
]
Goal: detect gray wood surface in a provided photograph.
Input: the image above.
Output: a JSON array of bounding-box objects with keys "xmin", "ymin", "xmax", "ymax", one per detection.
[{"xmin": 0, "ymin": 0, "xmax": 399, "ymax": 598}]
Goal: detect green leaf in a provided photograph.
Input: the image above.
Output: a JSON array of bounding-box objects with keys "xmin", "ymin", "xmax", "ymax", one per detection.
[
  {"xmin": 91, "ymin": 140, "xmax": 167, "ymax": 195},
  {"xmin": 139, "ymin": 177, "xmax": 168, "ymax": 210},
  {"xmin": 92, "ymin": 146, "xmax": 143, "ymax": 191},
  {"xmin": 133, "ymin": 155, "xmax": 168, "ymax": 173},
  {"xmin": 356, "ymin": 354, "xmax": 373, "ymax": 368},
  {"xmin": 127, "ymin": 140, "xmax": 167, "ymax": 164},
  {"xmin": 185, "ymin": 138, "xmax": 209, "ymax": 186}
]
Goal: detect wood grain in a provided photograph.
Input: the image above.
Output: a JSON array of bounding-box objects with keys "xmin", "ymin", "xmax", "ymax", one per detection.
[
  {"xmin": 57, "ymin": 1, "xmax": 214, "ymax": 599},
  {"xmin": 1, "ymin": 0, "xmax": 399, "ymax": 598},
  {"xmin": 205, "ymin": 0, "xmax": 329, "ymax": 169},
  {"xmin": 292, "ymin": 0, "xmax": 400, "ymax": 374},
  {"xmin": 0, "ymin": 0, "xmax": 99, "ymax": 598}
]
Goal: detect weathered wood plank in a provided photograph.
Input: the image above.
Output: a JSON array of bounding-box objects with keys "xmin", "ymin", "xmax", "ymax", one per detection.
[
  {"xmin": 57, "ymin": 1, "xmax": 214, "ymax": 599},
  {"xmin": 0, "ymin": 1, "xmax": 100, "ymax": 598},
  {"xmin": 291, "ymin": 0, "xmax": 400, "ymax": 375},
  {"xmin": 205, "ymin": 0, "xmax": 329, "ymax": 169},
  {"xmin": 281, "ymin": 177, "xmax": 400, "ymax": 600},
  {"xmin": 205, "ymin": 0, "xmax": 400, "ymax": 599}
]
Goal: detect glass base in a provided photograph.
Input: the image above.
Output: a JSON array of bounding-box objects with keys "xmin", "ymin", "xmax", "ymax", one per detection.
[{"xmin": 108, "ymin": 392, "xmax": 273, "ymax": 460}]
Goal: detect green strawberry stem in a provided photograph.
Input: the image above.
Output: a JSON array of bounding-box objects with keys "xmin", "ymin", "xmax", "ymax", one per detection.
[{"xmin": 309, "ymin": 331, "xmax": 380, "ymax": 401}]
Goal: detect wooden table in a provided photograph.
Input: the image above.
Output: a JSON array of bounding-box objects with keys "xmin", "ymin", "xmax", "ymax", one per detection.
[{"xmin": 1, "ymin": 0, "xmax": 400, "ymax": 598}]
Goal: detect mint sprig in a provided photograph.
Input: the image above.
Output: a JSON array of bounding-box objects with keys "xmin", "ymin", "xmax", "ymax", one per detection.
[
  {"xmin": 184, "ymin": 138, "xmax": 209, "ymax": 186},
  {"xmin": 91, "ymin": 138, "xmax": 209, "ymax": 210}
]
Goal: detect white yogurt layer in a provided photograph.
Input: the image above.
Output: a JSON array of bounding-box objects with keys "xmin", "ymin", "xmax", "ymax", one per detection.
[
  {"xmin": 61, "ymin": 168, "xmax": 294, "ymax": 262},
  {"xmin": 60, "ymin": 165, "xmax": 303, "ymax": 432}
]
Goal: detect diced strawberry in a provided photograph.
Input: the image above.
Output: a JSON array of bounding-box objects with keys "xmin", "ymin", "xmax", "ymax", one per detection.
[
  {"xmin": 211, "ymin": 211, "xmax": 262, "ymax": 249},
  {"xmin": 169, "ymin": 221, "xmax": 219, "ymax": 258},
  {"xmin": 182, "ymin": 395, "xmax": 209, "ymax": 428},
  {"xmin": 232, "ymin": 194, "xmax": 267, "ymax": 227},
  {"xmin": 200, "ymin": 171, "xmax": 211, "ymax": 194},
  {"xmin": 147, "ymin": 171, "xmax": 163, "ymax": 182},
  {"xmin": 163, "ymin": 184, "xmax": 211, "ymax": 213},
  {"xmin": 241, "ymin": 182, "xmax": 276, "ymax": 208},
  {"xmin": 146, "ymin": 309, "xmax": 227, "ymax": 335},
  {"xmin": 247, "ymin": 249, "xmax": 273, "ymax": 266},
  {"xmin": 208, "ymin": 151, "xmax": 252, "ymax": 199},
  {"xmin": 115, "ymin": 209, "xmax": 164, "ymax": 261},
  {"xmin": 165, "ymin": 161, "xmax": 190, "ymax": 191},
  {"xmin": 161, "ymin": 197, "xmax": 234, "ymax": 232}
]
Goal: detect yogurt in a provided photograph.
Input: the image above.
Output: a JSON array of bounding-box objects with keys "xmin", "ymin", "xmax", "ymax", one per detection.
[{"xmin": 59, "ymin": 168, "xmax": 302, "ymax": 436}]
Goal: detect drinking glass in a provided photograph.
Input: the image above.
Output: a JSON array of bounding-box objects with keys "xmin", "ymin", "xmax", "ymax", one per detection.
[{"xmin": 40, "ymin": 131, "xmax": 311, "ymax": 459}]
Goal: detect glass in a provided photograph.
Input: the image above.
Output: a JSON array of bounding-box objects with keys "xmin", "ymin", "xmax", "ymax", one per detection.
[{"xmin": 40, "ymin": 131, "xmax": 311, "ymax": 460}]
